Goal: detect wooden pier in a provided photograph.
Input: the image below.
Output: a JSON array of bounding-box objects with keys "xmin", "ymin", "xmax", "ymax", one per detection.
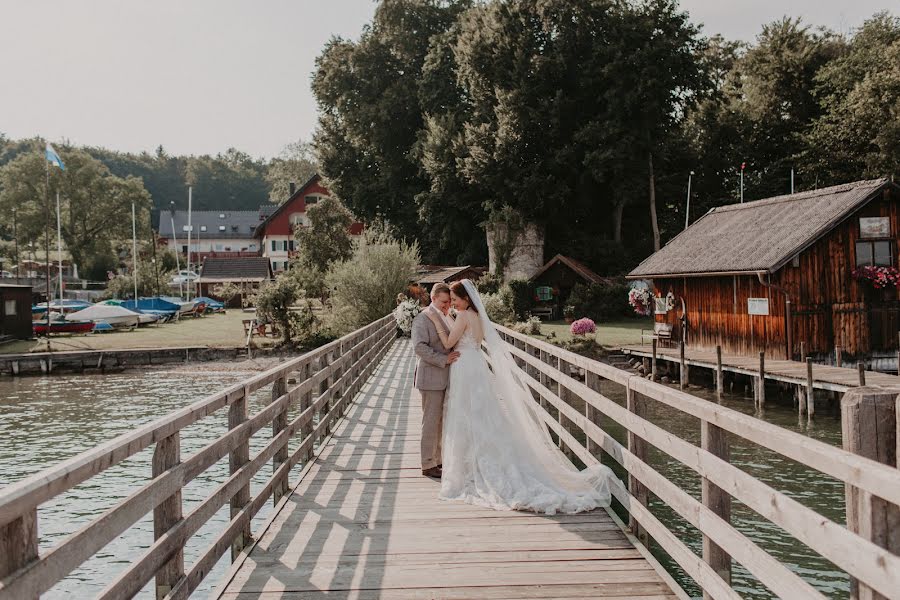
[
  {"xmin": 214, "ymin": 339, "xmax": 681, "ymax": 600},
  {"xmin": 621, "ymin": 343, "xmax": 900, "ymax": 393},
  {"xmin": 2, "ymin": 317, "xmax": 900, "ymax": 600}
]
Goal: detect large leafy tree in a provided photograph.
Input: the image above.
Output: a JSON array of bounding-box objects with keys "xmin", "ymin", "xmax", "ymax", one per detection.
[
  {"xmin": 0, "ymin": 147, "xmax": 152, "ymax": 272},
  {"xmin": 312, "ymin": 0, "xmax": 472, "ymax": 254},
  {"xmin": 266, "ymin": 139, "xmax": 319, "ymax": 203}
]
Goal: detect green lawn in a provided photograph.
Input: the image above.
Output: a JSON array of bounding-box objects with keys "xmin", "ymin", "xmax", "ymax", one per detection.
[
  {"xmin": 529, "ymin": 319, "xmax": 649, "ymax": 348},
  {"xmin": 1, "ymin": 310, "xmax": 278, "ymax": 354}
]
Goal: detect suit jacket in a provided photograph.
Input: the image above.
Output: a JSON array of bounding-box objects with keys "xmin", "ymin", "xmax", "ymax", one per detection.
[{"xmin": 412, "ymin": 306, "xmax": 452, "ymax": 391}]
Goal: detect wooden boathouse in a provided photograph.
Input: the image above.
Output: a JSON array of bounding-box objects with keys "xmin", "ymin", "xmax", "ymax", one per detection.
[
  {"xmin": 2, "ymin": 316, "xmax": 900, "ymax": 599},
  {"xmin": 628, "ymin": 178, "xmax": 900, "ymax": 361}
]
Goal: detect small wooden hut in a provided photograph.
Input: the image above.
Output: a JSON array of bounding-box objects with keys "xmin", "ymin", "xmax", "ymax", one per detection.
[
  {"xmin": 530, "ymin": 254, "xmax": 609, "ymax": 318},
  {"xmin": 627, "ymin": 178, "xmax": 900, "ymax": 361},
  {"xmin": 0, "ymin": 284, "xmax": 34, "ymax": 340}
]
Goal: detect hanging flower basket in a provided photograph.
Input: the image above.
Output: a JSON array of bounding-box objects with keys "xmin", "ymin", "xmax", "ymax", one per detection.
[
  {"xmin": 628, "ymin": 287, "xmax": 652, "ymax": 316},
  {"xmin": 852, "ymin": 266, "xmax": 900, "ymax": 289}
]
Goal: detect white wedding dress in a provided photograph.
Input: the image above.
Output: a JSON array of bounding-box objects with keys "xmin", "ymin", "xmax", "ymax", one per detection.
[{"xmin": 434, "ymin": 280, "xmax": 612, "ymax": 515}]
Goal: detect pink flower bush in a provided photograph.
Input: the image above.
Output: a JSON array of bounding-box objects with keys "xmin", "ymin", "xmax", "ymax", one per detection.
[
  {"xmin": 852, "ymin": 266, "xmax": 900, "ymax": 289},
  {"xmin": 570, "ymin": 318, "xmax": 596, "ymax": 336}
]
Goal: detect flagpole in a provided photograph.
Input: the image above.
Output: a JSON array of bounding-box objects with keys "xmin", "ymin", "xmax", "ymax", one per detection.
[
  {"xmin": 45, "ymin": 155, "xmax": 52, "ymax": 348},
  {"xmin": 186, "ymin": 186, "xmax": 192, "ymax": 302},
  {"xmin": 169, "ymin": 203, "xmax": 183, "ymax": 299},
  {"xmin": 132, "ymin": 201, "xmax": 139, "ymax": 301},
  {"xmin": 56, "ymin": 192, "xmax": 63, "ymax": 302}
]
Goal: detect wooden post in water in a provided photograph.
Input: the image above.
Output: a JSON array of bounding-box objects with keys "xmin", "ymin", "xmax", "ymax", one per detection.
[
  {"xmin": 701, "ymin": 419, "xmax": 732, "ymax": 598},
  {"xmin": 841, "ymin": 388, "xmax": 899, "ymax": 600},
  {"xmin": 715, "ymin": 345, "xmax": 724, "ymax": 400},
  {"xmin": 679, "ymin": 341, "xmax": 687, "ymax": 389},
  {"xmin": 757, "ymin": 351, "xmax": 766, "ymax": 407},
  {"xmin": 651, "ymin": 338, "xmax": 658, "ymax": 382},
  {"xmin": 836, "ymin": 345, "xmax": 843, "ymax": 368},
  {"xmin": 0, "ymin": 510, "xmax": 38, "ymax": 598},
  {"xmin": 229, "ymin": 388, "xmax": 251, "ymax": 560},
  {"xmin": 271, "ymin": 375, "xmax": 289, "ymax": 504},
  {"xmin": 800, "ymin": 341, "xmax": 806, "ymax": 362},
  {"xmin": 806, "ymin": 358, "xmax": 815, "ymax": 417},
  {"xmin": 625, "ymin": 382, "xmax": 649, "ymax": 547},
  {"xmin": 152, "ymin": 432, "xmax": 184, "ymax": 598},
  {"xmin": 858, "ymin": 362, "xmax": 866, "ymax": 387}
]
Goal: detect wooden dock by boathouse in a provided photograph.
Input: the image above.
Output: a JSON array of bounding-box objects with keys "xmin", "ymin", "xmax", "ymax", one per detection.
[{"xmin": 628, "ymin": 178, "xmax": 900, "ymax": 361}]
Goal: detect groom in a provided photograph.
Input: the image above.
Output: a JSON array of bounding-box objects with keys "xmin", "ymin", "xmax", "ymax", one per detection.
[{"xmin": 411, "ymin": 283, "xmax": 460, "ymax": 479}]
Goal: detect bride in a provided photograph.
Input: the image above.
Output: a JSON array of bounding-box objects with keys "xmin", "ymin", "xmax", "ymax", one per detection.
[{"xmin": 424, "ymin": 279, "xmax": 612, "ymax": 515}]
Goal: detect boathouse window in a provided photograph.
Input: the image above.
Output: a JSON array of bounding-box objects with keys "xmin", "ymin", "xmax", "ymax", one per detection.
[
  {"xmin": 4, "ymin": 300, "xmax": 16, "ymax": 316},
  {"xmin": 855, "ymin": 240, "xmax": 892, "ymax": 267},
  {"xmin": 271, "ymin": 240, "xmax": 276, "ymax": 252}
]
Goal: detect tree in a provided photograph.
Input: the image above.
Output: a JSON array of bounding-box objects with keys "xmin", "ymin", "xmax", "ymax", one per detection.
[
  {"xmin": 293, "ymin": 197, "xmax": 355, "ymax": 271},
  {"xmin": 326, "ymin": 226, "xmax": 420, "ymax": 333},
  {"xmin": 255, "ymin": 275, "xmax": 301, "ymax": 344},
  {"xmin": 312, "ymin": 0, "xmax": 471, "ymax": 245},
  {"xmin": 0, "ymin": 147, "xmax": 152, "ymax": 275},
  {"xmin": 266, "ymin": 139, "xmax": 318, "ymax": 203}
]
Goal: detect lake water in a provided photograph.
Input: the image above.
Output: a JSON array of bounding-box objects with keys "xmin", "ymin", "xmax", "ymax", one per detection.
[
  {"xmin": 0, "ymin": 362, "xmax": 848, "ymax": 599},
  {"xmin": 0, "ymin": 364, "xmax": 306, "ymax": 599}
]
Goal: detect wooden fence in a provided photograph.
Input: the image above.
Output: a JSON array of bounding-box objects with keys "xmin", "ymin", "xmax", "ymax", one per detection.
[
  {"xmin": 496, "ymin": 325, "xmax": 900, "ymax": 600},
  {"xmin": 0, "ymin": 314, "xmax": 396, "ymax": 600}
]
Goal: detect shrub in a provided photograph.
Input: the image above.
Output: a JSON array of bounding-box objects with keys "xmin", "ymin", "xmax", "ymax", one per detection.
[
  {"xmin": 506, "ymin": 279, "xmax": 535, "ymax": 320},
  {"xmin": 569, "ymin": 279, "xmax": 632, "ymax": 321},
  {"xmin": 326, "ymin": 226, "xmax": 420, "ymax": 334},
  {"xmin": 481, "ymin": 288, "xmax": 516, "ymax": 324},
  {"xmin": 255, "ymin": 275, "xmax": 300, "ymax": 343},
  {"xmin": 512, "ymin": 316, "xmax": 542, "ymax": 335},
  {"xmin": 570, "ymin": 317, "xmax": 596, "ymax": 336},
  {"xmin": 475, "ymin": 272, "xmax": 502, "ymax": 295}
]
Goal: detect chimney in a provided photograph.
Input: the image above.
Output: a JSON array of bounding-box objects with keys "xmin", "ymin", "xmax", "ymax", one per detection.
[{"xmin": 289, "ymin": 181, "xmax": 296, "ymax": 196}]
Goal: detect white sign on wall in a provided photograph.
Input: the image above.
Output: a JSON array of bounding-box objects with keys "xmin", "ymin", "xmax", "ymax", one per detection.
[{"xmin": 747, "ymin": 298, "xmax": 769, "ymax": 316}]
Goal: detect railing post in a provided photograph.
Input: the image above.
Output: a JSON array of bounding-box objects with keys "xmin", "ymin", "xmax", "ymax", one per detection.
[
  {"xmin": 300, "ymin": 360, "xmax": 314, "ymax": 461},
  {"xmin": 841, "ymin": 388, "xmax": 899, "ymax": 600},
  {"xmin": 538, "ymin": 349, "xmax": 550, "ymax": 411},
  {"xmin": 0, "ymin": 508, "xmax": 38, "ymax": 598},
  {"xmin": 585, "ymin": 371, "xmax": 600, "ymax": 456},
  {"xmin": 651, "ymin": 338, "xmax": 658, "ymax": 382},
  {"xmin": 229, "ymin": 387, "xmax": 251, "ymax": 560},
  {"xmin": 701, "ymin": 419, "xmax": 732, "ymax": 597},
  {"xmin": 319, "ymin": 351, "xmax": 332, "ymax": 438},
  {"xmin": 625, "ymin": 381, "xmax": 649, "ymax": 547},
  {"xmin": 679, "ymin": 341, "xmax": 687, "ymax": 389},
  {"xmin": 152, "ymin": 432, "xmax": 184, "ymax": 598},
  {"xmin": 555, "ymin": 356, "xmax": 566, "ymax": 453},
  {"xmin": 806, "ymin": 358, "xmax": 815, "ymax": 417},
  {"xmin": 715, "ymin": 345, "xmax": 723, "ymax": 400},
  {"xmin": 271, "ymin": 375, "xmax": 289, "ymax": 505}
]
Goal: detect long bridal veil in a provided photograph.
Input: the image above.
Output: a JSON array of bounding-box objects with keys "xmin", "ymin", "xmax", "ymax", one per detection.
[{"xmin": 460, "ymin": 279, "xmax": 612, "ymax": 504}]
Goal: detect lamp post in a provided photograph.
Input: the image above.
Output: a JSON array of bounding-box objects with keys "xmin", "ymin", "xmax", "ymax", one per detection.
[
  {"xmin": 12, "ymin": 207, "xmax": 18, "ymax": 284},
  {"xmin": 684, "ymin": 170, "xmax": 694, "ymax": 230},
  {"xmin": 740, "ymin": 162, "xmax": 745, "ymax": 203}
]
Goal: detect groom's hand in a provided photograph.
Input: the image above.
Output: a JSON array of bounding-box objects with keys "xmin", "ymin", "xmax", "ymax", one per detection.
[{"xmin": 447, "ymin": 351, "xmax": 461, "ymax": 365}]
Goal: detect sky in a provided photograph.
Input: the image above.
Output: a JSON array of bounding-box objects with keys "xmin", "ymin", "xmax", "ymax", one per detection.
[{"xmin": 0, "ymin": 1, "xmax": 894, "ymax": 159}]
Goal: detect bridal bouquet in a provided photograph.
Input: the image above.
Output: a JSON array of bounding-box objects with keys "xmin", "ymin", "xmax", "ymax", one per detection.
[{"xmin": 394, "ymin": 298, "xmax": 422, "ymax": 336}]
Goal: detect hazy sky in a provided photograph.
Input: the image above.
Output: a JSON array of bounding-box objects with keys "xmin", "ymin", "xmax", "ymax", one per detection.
[{"xmin": 0, "ymin": 1, "xmax": 893, "ymax": 159}]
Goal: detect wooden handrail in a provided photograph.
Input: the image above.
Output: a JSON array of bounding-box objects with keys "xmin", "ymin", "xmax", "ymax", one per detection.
[
  {"xmin": 494, "ymin": 324, "xmax": 900, "ymax": 600},
  {"xmin": 0, "ymin": 315, "xmax": 396, "ymax": 600}
]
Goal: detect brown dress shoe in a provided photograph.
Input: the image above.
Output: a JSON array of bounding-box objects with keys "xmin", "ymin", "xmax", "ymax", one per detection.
[{"xmin": 422, "ymin": 466, "xmax": 442, "ymax": 479}]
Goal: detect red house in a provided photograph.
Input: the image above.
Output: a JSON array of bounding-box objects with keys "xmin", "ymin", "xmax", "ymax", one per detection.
[{"xmin": 255, "ymin": 174, "xmax": 363, "ymax": 273}]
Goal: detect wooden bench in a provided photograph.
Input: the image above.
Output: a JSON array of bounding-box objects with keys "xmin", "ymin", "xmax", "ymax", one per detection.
[
  {"xmin": 529, "ymin": 306, "xmax": 555, "ymax": 321},
  {"xmin": 641, "ymin": 322, "xmax": 673, "ymax": 347}
]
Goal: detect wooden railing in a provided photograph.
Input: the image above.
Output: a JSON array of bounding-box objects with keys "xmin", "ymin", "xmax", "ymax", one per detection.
[
  {"xmin": 0, "ymin": 314, "xmax": 396, "ymax": 600},
  {"xmin": 495, "ymin": 325, "xmax": 900, "ymax": 600}
]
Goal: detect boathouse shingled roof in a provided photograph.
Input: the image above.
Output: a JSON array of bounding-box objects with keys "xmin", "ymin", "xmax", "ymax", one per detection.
[
  {"xmin": 197, "ymin": 257, "xmax": 272, "ymax": 283},
  {"xmin": 628, "ymin": 178, "xmax": 897, "ymax": 279}
]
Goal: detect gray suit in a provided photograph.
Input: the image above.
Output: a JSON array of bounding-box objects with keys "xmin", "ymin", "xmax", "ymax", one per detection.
[{"xmin": 411, "ymin": 306, "xmax": 451, "ymax": 470}]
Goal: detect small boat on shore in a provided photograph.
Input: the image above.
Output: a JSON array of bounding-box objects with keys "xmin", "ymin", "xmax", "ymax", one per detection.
[
  {"xmin": 66, "ymin": 304, "xmax": 141, "ymax": 328},
  {"xmin": 32, "ymin": 299, "xmax": 94, "ymax": 316},
  {"xmin": 34, "ymin": 319, "xmax": 95, "ymax": 335},
  {"xmin": 160, "ymin": 296, "xmax": 197, "ymax": 315},
  {"xmin": 122, "ymin": 298, "xmax": 180, "ymax": 321}
]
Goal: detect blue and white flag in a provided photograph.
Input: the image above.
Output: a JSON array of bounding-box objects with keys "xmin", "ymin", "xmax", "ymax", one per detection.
[{"xmin": 45, "ymin": 143, "xmax": 65, "ymax": 170}]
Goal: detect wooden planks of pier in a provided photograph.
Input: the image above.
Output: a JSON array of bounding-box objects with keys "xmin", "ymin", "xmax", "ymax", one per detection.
[
  {"xmin": 215, "ymin": 339, "xmax": 680, "ymax": 600},
  {"xmin": 622, "ymin": 343, "xmax": 900, "ymax": 393}
]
